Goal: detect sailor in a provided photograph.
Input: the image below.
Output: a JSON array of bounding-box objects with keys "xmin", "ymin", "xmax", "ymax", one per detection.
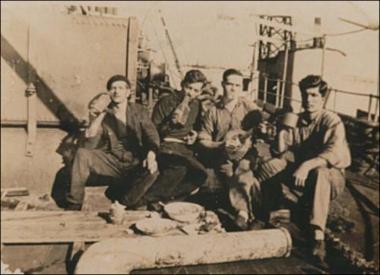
[
  {"xmin": 65, "ymin": 75, "xmax": 160, "ymax": 210},
  {"xmin": 197, "ymin": 68, "xmax": 262, "ymax": 229},
  {"xmin": 122, "ymin": 70, "xmax": 209, "ymax": 208},
  {"xmin": 257, "ymin": 75, "xmax": 351, "ymax": 263}
]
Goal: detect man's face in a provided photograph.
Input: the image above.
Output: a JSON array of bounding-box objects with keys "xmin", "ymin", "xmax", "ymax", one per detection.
[
  {"xmin": 108, "ymin": 81, "xmax": 130, "ymax": 104},
  {"xmin": 222, "ymin": 74, "xmax": 243, "ymax": 101},
  {"xmin": 301, "ymin": 87, "xmax": 324, "ymax": 113},
  {"xmin": 183, "ymin": 82, "xmax": 204, "ymax": 99}
]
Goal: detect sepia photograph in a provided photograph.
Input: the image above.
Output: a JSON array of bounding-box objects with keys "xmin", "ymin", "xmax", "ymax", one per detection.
[{"xmin": 1, "ymin": 1, "xmax": 379, "ymax": 274}]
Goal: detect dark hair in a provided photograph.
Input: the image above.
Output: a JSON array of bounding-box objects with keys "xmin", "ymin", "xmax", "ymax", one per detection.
[
  {"xmin": 181, "ymin": 70, "xmax": 207, "ymax": 87},
  {"xmin": 222, "ymin": 68, "xmax": 243, "ymax": 82},
  {"xmin": 106, "ymin": 75, "xmax": 131, "ymax": 90},
  {"xmin": 298, "ymin": 75, "xmax": 328, "ymax": 97}
]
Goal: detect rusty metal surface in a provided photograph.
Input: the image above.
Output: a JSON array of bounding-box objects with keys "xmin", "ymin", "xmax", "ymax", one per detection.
[{"xmin": 1, "ymin": 6, "xmax": 137, "ymax": 124}]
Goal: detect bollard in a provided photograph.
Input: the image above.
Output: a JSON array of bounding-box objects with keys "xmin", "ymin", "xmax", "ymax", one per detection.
[{"xmin": 75, "ymin": 228, "xmax": 292, "ymax": 274}]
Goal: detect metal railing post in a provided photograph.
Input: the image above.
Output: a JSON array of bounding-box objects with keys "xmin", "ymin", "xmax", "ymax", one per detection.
[
  {"xmin": 276, "ymin": 79, "xmax": 281, "ymax": 108},
  {"xmin": 368, "ymin": 94, "xmax": 373, "ymax": 121},
  {"xmin": 374, "ymin": 96, "xmax": 379, "ymax": 122},
  {"xmin": 263, "ymin": 76, "xmax": 268, "ymax": 103},
  {"xmin": 281, "ymin": 42, "xmax": 289, "ymax": 108}
]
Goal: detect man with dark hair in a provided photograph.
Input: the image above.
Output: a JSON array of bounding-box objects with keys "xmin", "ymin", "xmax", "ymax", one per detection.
[
  {"xmin": 257, "ymin": 74, "xmax": 351, "ymax": 264},
  {"xmin": 198, "ymin": 68, "xmax": 258, "ymax": 149},
  {"xmin": 124, "ymin": 70, "xmax": 209, "ymax": 207},
  {"xmin": 197, "ymin": 68, "xmax": 261, "ymax": 229},
  {"xmin": 65, "ymin": 74, "xmax": 160, "ymax": 210}
]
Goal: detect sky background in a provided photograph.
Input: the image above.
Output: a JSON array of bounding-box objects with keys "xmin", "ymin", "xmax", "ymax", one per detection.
[
  {"xmin": 3, "ymin": 1, "xmax": 379, "ymax": 115},
  {"xmin": 114, "ymin": 1, "xmax": 379, "ymax": 79}
]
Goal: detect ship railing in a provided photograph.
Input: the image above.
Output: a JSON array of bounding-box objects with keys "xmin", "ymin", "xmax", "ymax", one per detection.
[{"xmin": 255, "ymin": 75, "xmax": 379, "ymax": 123}]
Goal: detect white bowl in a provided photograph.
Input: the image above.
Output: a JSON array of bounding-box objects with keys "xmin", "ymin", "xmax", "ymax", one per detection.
[{"xmin": 164, "ymin": 202, "xmax": 205, "ymax": 223}]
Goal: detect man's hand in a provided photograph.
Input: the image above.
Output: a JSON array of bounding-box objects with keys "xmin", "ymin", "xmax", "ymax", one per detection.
[
  {"xmin": 143, "ymin": 150, "xmax": 158, "ymax": 174},
  {"xmin": 85, "ymin": 112, "xmax": 106, "ymax": 138},
  {"xmin": 293, "ymin": 162, "xmax": 311, "ymax": 188},
  {"xmin": 258, "ymin": 122, "xmax": 268, "ymax": 134},
  {"xmin": 220, "ymin": 160, "xmax": 234, "ymax": 178},
  {"xmin": 88, "ymin": 93, "xmax": 111, "ymax": 120},
  {"xmin": 184, "ymin": 130, "xmax": 198, "ymax": 145}
]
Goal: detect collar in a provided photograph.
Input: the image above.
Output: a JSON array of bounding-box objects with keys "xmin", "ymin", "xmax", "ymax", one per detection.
[
  {"xmin": 300, "ymin": 110, "xmax": 323, "ymax": 126},
  {"xmin": 111, "ymin": 101, "xmax": 127, "ymax": 113},
  {"xmin": 225, "ymin": 98, "xmax": 238, "ymax": 112}
]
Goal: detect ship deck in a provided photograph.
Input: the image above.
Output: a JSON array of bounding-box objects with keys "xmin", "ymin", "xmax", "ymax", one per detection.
[{"xmin": 1, "ymin": 143, "xmax": 379, "ymax": 274}]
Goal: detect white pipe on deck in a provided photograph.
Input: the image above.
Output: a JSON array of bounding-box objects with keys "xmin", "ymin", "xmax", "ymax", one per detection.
[{"xmin": 75, "ymin": 228, "xmax": 292, "ymax": 274}]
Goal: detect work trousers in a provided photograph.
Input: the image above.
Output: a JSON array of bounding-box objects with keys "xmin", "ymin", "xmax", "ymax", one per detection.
[
  {"xmin": 134, "ymin": 142, "xmax": 207, "ymax": 206},
  {"xmin": 228, "ymin": 166, "xmax": 262, "ymax": 221},
  {"xmin": 67, "ymin": 148, "xmax": 153, "ymax": 206},
  {"xmin": 254, "ymin": 158, "xmax": 346, "ymax": 231}
]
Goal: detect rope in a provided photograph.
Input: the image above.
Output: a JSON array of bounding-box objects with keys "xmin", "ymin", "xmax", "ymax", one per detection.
[{"xmin": 148, "ymin": 17, "xmax": 182, "ymax": 85}]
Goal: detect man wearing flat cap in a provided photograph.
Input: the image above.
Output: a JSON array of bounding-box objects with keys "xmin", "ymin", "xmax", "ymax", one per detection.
[{"xmin": 65, "ymin": 75, "xmax": 160, "ymax": 210}]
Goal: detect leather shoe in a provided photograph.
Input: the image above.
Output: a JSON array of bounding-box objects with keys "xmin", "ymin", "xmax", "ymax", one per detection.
[
  {"xmin": 65, "ymin": 202, "xmax": 82, "ymax": 211},
  {"xmin": 310, "ymin": 239, "xmax": 328, "ymax": 270}
]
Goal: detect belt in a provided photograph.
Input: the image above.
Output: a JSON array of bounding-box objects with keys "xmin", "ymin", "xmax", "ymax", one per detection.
[{"xmin": 163, "ymin": 137, "xmax": 186, "ymax": 144}]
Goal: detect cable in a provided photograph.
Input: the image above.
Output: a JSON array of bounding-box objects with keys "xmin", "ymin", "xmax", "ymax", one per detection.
[
  {"xmin": 141, "ymin": 1, "xmax": 160, "ymax": 28},
  {"xmin": 259, "ymin": 76, "xmax": 378, "ymax": 99},
  {"xmin": 324, "ymin": 27, "xmax": 367, "ymax": 37},
  {"xmin": 331, "ymin": 88, "xmax": 379, "ymax": 98},
  {"xmin": 148, "ymin": 17, "xmax": 170, "ymax": 66}
]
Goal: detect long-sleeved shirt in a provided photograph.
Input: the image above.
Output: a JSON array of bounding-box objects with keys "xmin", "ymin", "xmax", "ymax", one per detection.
[
  {"xmin": 152, "ymin": 90, "xmax": 200, "ymax": 140},
  {"xmin": 198, "ymin": 96, "xmax": 258, "ymax": 142},
  {"xmin": 280, "ymin": 109, "xmax": 351, "ymax": 169}
]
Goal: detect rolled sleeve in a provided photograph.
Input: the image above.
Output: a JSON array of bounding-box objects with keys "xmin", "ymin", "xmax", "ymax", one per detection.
[
  {"xmin": 141, "ymin": 115, "xmax": 160, "ymax": 153},
  {"xmin": 198, "ymin": 108, "xmax": 216, "ymax": 141},
  {"xmin": 81, "ymin": 127, "xmax": 104, "ymax": 149},
  {"xmin": 318, "ymin": 122, "xmax": 351, "ymax": 169}
]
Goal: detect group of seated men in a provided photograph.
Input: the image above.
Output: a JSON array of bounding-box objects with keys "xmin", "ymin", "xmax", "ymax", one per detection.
[{"xmin": 61, "ymin": 68, "xmax": 351, "ymax": 264}]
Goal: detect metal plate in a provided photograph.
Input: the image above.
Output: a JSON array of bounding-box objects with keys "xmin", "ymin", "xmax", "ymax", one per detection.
[{"xmin": 1, "ymin": 5, "xmax": 134, "ymax": 123}]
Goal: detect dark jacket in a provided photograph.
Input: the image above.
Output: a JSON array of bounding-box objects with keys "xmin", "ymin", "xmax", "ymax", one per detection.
[
  {"xmin": 151, "ymin": 90, "xmax": 207, "ymax": 181},
  {"xmin": 83, "ymin": 103, "xmax": 160, "ymax": 165},
  {"xmin": 152, "ymin": 90, "xmax": 200, "ymax": 140}
]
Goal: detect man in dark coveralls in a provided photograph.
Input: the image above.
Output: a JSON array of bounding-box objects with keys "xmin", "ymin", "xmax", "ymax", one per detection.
[{"xmin": 65, "ymin": 75, "xmax": 160, "ymax": 210}]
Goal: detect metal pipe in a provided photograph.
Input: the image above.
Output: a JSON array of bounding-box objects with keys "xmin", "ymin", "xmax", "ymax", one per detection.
[
  {"xmin": 75, "ymin": 228, "xmax": 292, "ymax": 274},
  {"xmin": 249, "ymin": 31, "xmax": 260, "ymax": 101},
  {"xmin": 375, "ymin": 51, "xmax": 379, "ymax": 122},
  {"xmin": 1, "ymin": 120, "xmax": 60, "ymax": 128},
  {"xmin": 158, "ymin": 9, "xmax": 184, "ymax": 79},
  {"xmin": 276, "ymin": 79, "xmax": 281, "ymax": 107},
  {"xmin": 368, "ymin": 94, "xmax": 373, "ymax": 121},
  {"xmin": 263, "ymin": 76, "xmax": 268, "ymax": 103},
  {"xmin": 374, "ymin": 97, "xmax": 379, "ymax": 122},
  {"xmin": 25, "ymin": 82, "xmax": 37, "ymax": 157},
  {"xmin": 320, "ymin": 35, "xmax": 326, "ymax": 77},
  {"xmin": 281, "ymin": 42, "xmax": 289, "ymax": 108}
]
